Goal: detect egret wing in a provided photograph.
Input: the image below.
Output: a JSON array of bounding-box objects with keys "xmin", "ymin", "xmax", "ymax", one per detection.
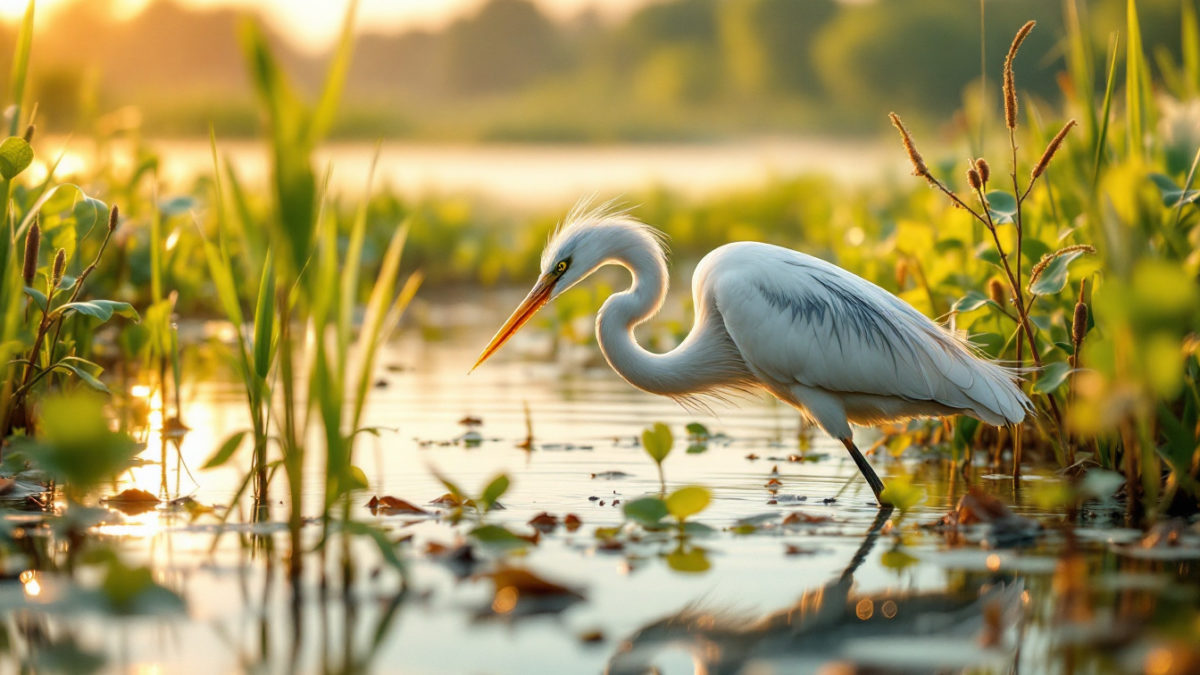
[{"xmin": 708, "ymin": 243, "xmax": 1028, "ymax": 424}]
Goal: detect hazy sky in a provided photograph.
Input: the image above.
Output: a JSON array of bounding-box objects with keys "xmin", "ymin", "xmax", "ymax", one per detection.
[{"xmin": 1, "ymin": 0, "xmax": 651, "ymax": 50}]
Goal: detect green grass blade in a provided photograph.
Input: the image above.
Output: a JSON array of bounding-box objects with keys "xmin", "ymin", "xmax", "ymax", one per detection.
[
  {"xmin": 1184, "ymin": 0, "xmax": 1200, "ymax": 98},
  {"xmin": 309, "ymin": 0, "xmax": 359, "ymax": 146},
  {"xmin": 1093, "ymin": 34, "xmax": 1120, "ymax": 190},
  {"xmin": 1066, "ymin": 0, "xmax": 1097, "ymax": 140},
  {"xmin": 1126, "ymin": 0, "xmax": 1146, "ymax": 160},
  {"xmin": 252, "ymin": 251, "xmax": 275, "ymax": 381},
  {"xmin": 338, "ymin": 142, "xmax": 380, "ymax": 360},
  {"xmin": 350, "ymin": 222, "xmax": 413, "ymax": 429},
  {"xmin": 7, "ymin": 2, "xmax": 34, "ymax": 137}
]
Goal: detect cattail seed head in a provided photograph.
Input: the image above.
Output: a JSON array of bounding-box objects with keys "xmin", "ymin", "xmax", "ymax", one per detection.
[
  {"xmin": 888, "ymin": 112, "xmax": 932, "ymax": 183},
  {"xmin": 1032, "ymin": 119, "xmax": 1077, "ymax": 179},
  {"xmin": 967, "ymin": 167, "xmax": 982, "ymax": 190},
  {"xmin": 1003, "ymin": 21, "xmax": 1035, "ymax": 130},
  {"xmin": 21, "ymin": 221, "xmax": 39, "ymax": 286},
  {"xmin": 22, "ymin": 123, "xmax": 35, "ymax": 144},
  {"xmin": 987, "ymin": 278, "xmax": 1006, "ymax": 305},
  {"xmin": 108, "ymin": 204, "xmax": 120, "ymax": 232},
  {"xmin": 1072, "ymin": 299, "xmax": 1088, "ymax": 346},
  {"xmin": 1028, "ymin": 244, "xmax": 1096, "ymax": 290},
  {"xmin": 975, "ymin": 158, "xmax": 990, "ymax": 184},
  {"xmin": 51, "ymin": 248, "xmax": 66, "ymax": 288}
]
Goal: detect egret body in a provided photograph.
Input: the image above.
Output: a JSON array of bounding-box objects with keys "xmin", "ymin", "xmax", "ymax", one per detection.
[{"xmin": 473, "ymin": 204, "xmax": 1032, "ymax": 504}]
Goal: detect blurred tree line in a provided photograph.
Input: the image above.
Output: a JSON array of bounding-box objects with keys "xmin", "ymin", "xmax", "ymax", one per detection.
[{"xmin": 0, "ymin": 0, "xmax": 1190, "ymax": 140}]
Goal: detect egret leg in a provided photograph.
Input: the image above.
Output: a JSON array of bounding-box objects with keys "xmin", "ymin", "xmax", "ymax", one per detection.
[{"xmin": 840, "ymin": 437, "xmax": 887, "ymax": 505}]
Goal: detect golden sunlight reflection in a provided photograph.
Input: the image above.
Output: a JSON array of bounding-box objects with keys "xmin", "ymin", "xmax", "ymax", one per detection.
[
  {"xmin": 19, "ymin": 570, "xmax": 40, "ymax": 598},
  {"xmin": 854, "ymin": 598, "xmax": 873, "ymax": 621},
  {"xmin": 986, "ymin": 553, "xmax": 1002, "ymax": 572}
]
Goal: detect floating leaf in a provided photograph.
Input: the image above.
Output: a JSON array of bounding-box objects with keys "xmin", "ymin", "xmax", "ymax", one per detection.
[
  {"xmin": 623, "ymin": 496, "xmax": 668, "ymax": 527},
  {"xmin": 685, "ymin": 443, "xmax": 709, "ymax": 454},
  {"xmin": 470, "ymin": 524, "xmax": 531, "ymax": 551},
  {"xmin": 665, "ymin": 486, "xmax": 711, "ymax": 521},
  {"xmin": 366, "ymin": 496, "xmax": 429, "ymax": 515},
  {"xmin": 685, "ymin": 422, "xmax": 710, "ymax": 439},
  {"xmin": 984, "ymin": 190, "xmax": 1018, "ymax": 224}
]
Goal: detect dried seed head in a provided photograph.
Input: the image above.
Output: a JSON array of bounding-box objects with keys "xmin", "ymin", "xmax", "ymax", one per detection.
[
  {"xmin": 1028, "ymin": 244, "xmax": 1096, "ymax": 290},
  {"xmin": 1032, "ymin": 119, "xmax": 1077, "ymax": 179},
  {"xmin": 975, "ymin": 158, "xmax": 991, "ymax": 184},
  {"xmin": 987, "ymin": 278, "xmax": 1006, "ymax": 305},
  {"xmin": 888, "ymin": 112, "xmax": 932, "ymax": 183},
  {"xmin": 22, "ymin": 123, "xmax": 34, "ymax": 144},
  {"xmin": 895, "ymin": 258, "xmax": 909, "ymax": 288},
  {"xmin": 21, "ymin": 221, "xmax": 39, "ymax": 285},
  {"xmin": 108, "ymin": 204, "xmax": 120, "ymax": 232},
  {"xmin": 51, "ymin": 248, "xmax": 66, "ymax": 288},
  {"xmin": 1072, "ymin": 281, "xmax": 1089, "ymax": 346},
  {"xmin": 967, "ymin": 167, "xmax": 982, "ymax": 191},
  {"xmin": 1003, "ymin": 21, "xmax": 1036, "ymax": 130}
]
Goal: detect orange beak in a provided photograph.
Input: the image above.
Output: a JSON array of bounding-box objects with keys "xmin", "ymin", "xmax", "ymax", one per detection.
[{"xmin": 471, "ymin": 274, "xmax": 558, "ymax": 372}]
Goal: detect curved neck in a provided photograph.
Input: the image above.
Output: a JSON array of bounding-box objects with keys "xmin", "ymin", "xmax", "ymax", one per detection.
[{"xmin": 594, "ymin": 229, "xmax": 737, "ymax": 398}]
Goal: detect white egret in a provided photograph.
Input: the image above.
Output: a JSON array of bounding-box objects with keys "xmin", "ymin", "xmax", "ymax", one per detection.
[{"xmin": 473, "ymin": 203, "xmax": 1032, "ymax": 504}]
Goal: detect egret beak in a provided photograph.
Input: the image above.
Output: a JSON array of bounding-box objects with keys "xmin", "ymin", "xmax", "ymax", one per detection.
[{"xmin": 471, "ymin": 273, "xmax": 558, "ymax": 372}]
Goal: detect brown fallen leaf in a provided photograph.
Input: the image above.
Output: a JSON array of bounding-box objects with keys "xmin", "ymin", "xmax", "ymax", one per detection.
[
  {"xmin": 102, "ymin": 488, "xmax": 160, "ymax": 515},
  {"xmin": 785, "ymin": 544, "xmax": 817, "ymax": 556},
  {"xmin": 478, "ymin": 566, "xmax": 583, "ymax": 616},
  {"xmin": 0, "ymin": 478, "xmax": 15, "ymax": 495},
  {"xmin": 578, "ymin": 629, "xmax": 605, "ymax": 644},
  {"xmin": 528, "ymin": 512, "xmax": 559, "ymax": 532},
  {"xmin": 745, "ymin": 453, "xmax": 759, "ymax": 460},
  {"xmin": 367, "ymin": 495, "xmax": 430, "ymax": 515},
  {"xmin": 787, "ymin": 454, "xmax": 802, "ymax": 462},
  {"xmin": 430, "ymin": 493, "xmax": 464, "ymax": 507},
  {"xmin": 458, "ymin": 416, "xmax": 483, "ymax": 426},
  {"xmin": 564, "ymin": 514, "xmax": 583, "ymax": 532},
  {"xmin": 782, "ymin": 511, "xmax": 831, "ymax": 525},
  {"xmin": 765, "ymin": 478, "xmax": 783, "ymax": 488}
]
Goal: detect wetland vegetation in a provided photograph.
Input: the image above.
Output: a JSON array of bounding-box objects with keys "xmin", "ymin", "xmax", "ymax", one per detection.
[{"xmin": 0, "ymin": 0, "xmax": 1198, "ymax": 673}]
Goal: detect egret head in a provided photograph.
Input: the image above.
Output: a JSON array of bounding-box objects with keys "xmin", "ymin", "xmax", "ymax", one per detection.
[{"xmin": 471, "ymin": 201, "xmax": 665, "ymax": 371}]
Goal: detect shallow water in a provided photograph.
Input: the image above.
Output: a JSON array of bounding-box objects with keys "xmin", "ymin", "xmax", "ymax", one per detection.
[{"xmin": 4, "ymin": 292, "xmax": 1200, "ymax": 674}]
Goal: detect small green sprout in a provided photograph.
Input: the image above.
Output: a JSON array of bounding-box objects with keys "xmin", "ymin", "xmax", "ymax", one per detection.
[{"xmin": 641, "ymin": 422, "xmax": 673, "ymax": 493}]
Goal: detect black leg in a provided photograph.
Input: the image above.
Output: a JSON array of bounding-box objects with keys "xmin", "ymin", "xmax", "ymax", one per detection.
[{"xmin": 840, "ymin": 437, "xmax": 888, "ymax": 506}]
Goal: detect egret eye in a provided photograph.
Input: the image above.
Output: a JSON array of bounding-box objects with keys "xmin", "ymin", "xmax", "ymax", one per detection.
[{"xmin": 555, "ymin": 260, "xmax": 568, "ymax": 274}]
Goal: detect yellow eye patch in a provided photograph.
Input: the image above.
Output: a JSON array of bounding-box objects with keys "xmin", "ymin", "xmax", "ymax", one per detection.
[{"xmin": 555, "ymin": 261, "xmax": 568, "ymax": 274}]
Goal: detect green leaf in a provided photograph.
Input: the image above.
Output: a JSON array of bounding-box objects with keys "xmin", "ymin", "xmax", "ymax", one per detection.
[
  {"xmin": 878, "ymin": 474, "xmax": 924, "ymax": 512},
  {"xmin": 974, "ymin": 242, "xmax": 1001, "ymax": 267},
  {"xmin": 24, "ymin": 285, "xmax": 46, "ymax": 311},
  {"xmin": 686, "ymin": 443, "xmax": 709, "ymax": 454},
  {"xmin": 1030, "ymin": 250, "xmax": 1090, "ymax": 296},
  {"xmin": 204, "ymin": 430, "xmax": 248, "ymax": 469},
  {"xmin": 347, "ymin": 464, "xmax": 369, "ymax": 491},
  {"xmin": 881, "ymin": 547, "xmax": 920, "ymax": 570},
  {"xmin": 685, "ymin": 422, "xmax": 710, "ymax": 439},
  {"xmin": 951, "ymin": 290, "xmax": 997, "ymax": 314},
  {"xmin": 1148, "ymin": 173, "xmax": 1200, "ymax": 207},
  {"xmin": 984, "ymin": 190, "xmax": 1018, "ymax": 224},
  {"xmin": 58, "ymin": 357, "xmax": 109, "ymax": 393},
  {"xmin": 1032, "ymin": 361, "xmax": 1073, "ymax": 394},
  {"xmin": 0, "ymin": 136, "xmax": 32, "ymax": 179},
  {"xmin": 479, "ymin": 473, "xmax": 510, "ymax": 512},
  {"xmin": 665, "ymin": 485, "xmax": 711, "ymax": 521},
  {"xmin": 469, "ymin": 524, "xmax": 528, "ymax": 551},
  {"xmin": 342, "ymin": 520, "xmax": 407, "ymax": 570},
  {"xmin": 252, "ymin": 252, "xmax": 275, "ymax": 380},
  {"xmin": 641, "ymin": 422, "xmax": 673, "ymax": 464},
  {"xmin": 623, "ymin": 496, "xmax": 669, "ymax": 526},
  {"xmin": 57, "ymin": 300, "xmax": 139, "ymax": 323}
]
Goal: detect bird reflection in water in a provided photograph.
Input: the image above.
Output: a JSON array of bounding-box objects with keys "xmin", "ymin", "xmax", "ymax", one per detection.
[{"xmin": 606, "ymin": 509, "xmax": 1026, "ymax": 675}]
